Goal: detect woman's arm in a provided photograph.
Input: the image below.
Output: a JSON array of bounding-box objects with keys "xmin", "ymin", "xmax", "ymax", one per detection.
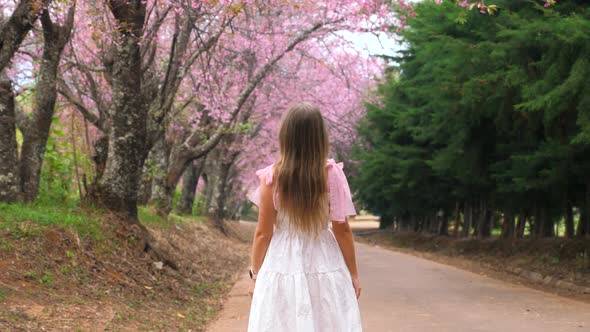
[
  {"xmin": 332, "ymin": 219, "xmax": 361, "ymax": 299},
  {"xmin": 249, "ymin": 174, "xmax": 275, "ymax": 294}
]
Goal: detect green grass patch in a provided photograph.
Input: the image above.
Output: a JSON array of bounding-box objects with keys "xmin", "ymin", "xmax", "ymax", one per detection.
[
  {"xmin": 0, "ymin": 202, "xmax": 101, "ymax": 240},
  {"xmin": 191, "ymin": 280, "xmax": 226, "ymax": 298},
  {"xmin": 138, "ymin": 206, "xmax": 168, "ymax": 226},
  {"xmin": 39, "ymin": 272, "xmax": 54, "ymax": 286},
  {"xmin": 19, "ymin": 269, "xmax": 60, "ymax": 287},
  {"xmin": 138, "ymin": 206, "xmax": 205, "ymax": 227},
  {"xmin": 0, "ymin": 288, "xmax": 9, "ymax": 301},
  {"xmin": 183, "ymin": 280, "xmax": 228, "ymax": 327},
  {"xmin": 0, "ymin": 241, "xmax": 14, "ymax": 253}
]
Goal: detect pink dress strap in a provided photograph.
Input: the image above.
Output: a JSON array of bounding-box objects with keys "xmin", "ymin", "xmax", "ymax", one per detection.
[
  {"xmin": 327, "ymin": 159, "xmax": 357, "ymax": 223},
  {"xmin": 247, "ymin": 160, "xmax": 357, "ymax": 222},
  {"xmin": 247, "ymin": 164, "xmax": 274, "ymax": 207}
]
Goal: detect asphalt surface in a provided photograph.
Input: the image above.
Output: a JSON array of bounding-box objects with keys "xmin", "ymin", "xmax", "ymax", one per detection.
[{"xmin": 356, "ymin": 243, "xmax": 589, "ymax": 332}]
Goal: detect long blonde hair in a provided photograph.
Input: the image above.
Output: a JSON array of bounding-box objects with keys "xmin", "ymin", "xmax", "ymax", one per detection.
[{"xmin": 274, "ymin": 102, "xmax": 330, "ymax": 235}]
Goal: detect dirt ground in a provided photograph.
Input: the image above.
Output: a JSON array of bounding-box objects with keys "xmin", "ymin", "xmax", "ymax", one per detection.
[{"xmin": 0, "ymin": 217, "xmax": 250, "ymax": 331}]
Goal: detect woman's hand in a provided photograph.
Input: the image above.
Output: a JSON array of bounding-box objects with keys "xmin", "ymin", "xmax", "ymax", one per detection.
[
  {"xmin": 352, "ymin": 275, "xmax": 361, "ymax": 299},
  {"xmin": 248, "ymin": 279, "xmax": 256, "ymax": 298}
]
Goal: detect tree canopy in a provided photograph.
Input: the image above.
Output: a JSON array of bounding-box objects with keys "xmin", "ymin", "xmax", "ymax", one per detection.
[{"xmin": 353, "ymin": 0, "xmax": 590, "ymax": 238}]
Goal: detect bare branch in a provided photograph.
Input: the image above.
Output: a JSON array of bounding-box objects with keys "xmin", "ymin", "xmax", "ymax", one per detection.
[{"xmin": 58, "ymin": 79, "xmax": 105, "ymax": 132}]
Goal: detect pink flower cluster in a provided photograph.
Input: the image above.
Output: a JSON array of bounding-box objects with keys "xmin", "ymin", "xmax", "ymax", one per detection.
[{"xmin": 435, "ymin": 0, "xmax": 557, "ymax": 12}]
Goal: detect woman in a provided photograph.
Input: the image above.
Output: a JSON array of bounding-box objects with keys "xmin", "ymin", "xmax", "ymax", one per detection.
[{"xmin": 247, "ymin": 102, "xmax": 362, "ymax": 331}]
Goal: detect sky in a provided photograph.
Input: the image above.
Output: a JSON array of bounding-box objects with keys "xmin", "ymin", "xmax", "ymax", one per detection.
[{"xmin": 341, "ymin": 31, "xmax": 402, "ymax": 58}]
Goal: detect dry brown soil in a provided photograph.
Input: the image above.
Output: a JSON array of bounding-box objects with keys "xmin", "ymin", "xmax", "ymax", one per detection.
[{"xmin": 0, "ymin": 216, "xmax": 250, "ymax": 331}]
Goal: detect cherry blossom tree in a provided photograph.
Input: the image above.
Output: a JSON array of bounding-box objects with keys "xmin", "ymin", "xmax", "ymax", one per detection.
[
  {"xmin": 91, "ymin": 0, "xmax": 146, "ymax": 219},
  {"xmin": 58, "ymin": 0, "xmax": 237, "ymax": 219},
  {"xmin": 2, "ymin": 0, "xmax": 393, "ymax": 219},
  {"xmin": 0, "ymin": 0, "xmax": 52, "ymax": 202},
  {"xmin": 0, "ymin": 0, "xmax": 75, "ymax": 202},
  {"xmin": 162, "ymin": 28, "xmax": 382, "ymax": 222},
  {"xmin": 19, "ymin": 3, "xmax": 76, "ymax": 202},
  {"xmin": 211, "ymin": 45, "xmax": 382, "ymax": 221},
  {"xmin": 141, "ymin": 0, "xmax": 392, "ymax": 219}
]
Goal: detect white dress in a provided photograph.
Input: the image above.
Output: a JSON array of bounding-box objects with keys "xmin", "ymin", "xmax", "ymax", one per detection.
[{"xmin": 247, "ymin": 159, "xmax": 362, "ymax": 332}]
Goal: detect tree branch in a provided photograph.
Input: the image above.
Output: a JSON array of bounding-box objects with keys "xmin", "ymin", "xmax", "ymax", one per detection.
[
  {"xmin": 185, "ymin": 22, "xmax": 325, "ymax": 160},
  {"xmin": 58, "ymin": 80, "xmax": 105, "ymax": 132},
  {"xmin": 0, "ymin": 0, "xmax": 52, "ymax": 71}
]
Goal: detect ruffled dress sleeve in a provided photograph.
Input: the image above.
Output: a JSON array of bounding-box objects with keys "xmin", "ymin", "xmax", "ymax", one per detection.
[
  {"xmin": 327, "ymin": 159, "xmax": 357, "ymax": 223},
  {"xmin": 247, "ymin": 164, "xmax": 274, "ymax": 208}
]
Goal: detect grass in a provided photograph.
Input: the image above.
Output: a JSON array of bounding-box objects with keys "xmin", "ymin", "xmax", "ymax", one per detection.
[
  {"xmin": 1, "ymin": 241, "xmax": 14, "ymax": 253},
  {"xmin": 0, "ymin": 288, "xmax": 9, "ymax": 301},
  {"xmin": 0, "ymin": 202, "xmax": 205, "ymax": 241},
  {"xmin": 39, "ymin": 272, "xmax": 54, "ymax": 286},
  {"xmin": 191, "ymin": 280, "xmax": 226, "ymax": 298},
  {"xmin": 18, "ymin": 270, "xmax": 56, "ymax": 286},
  {"xmin": 138, "ymin": 206, "xmax": 167, "ymax": 225},
  {"xmin": 184, "ymin": 280, "xmax": 228, "ymax": 328},
  {"xmin": 0, "ymin": 202, "xmax": 101, "ymax": 240},
  {"xmin": 138, "ymin": 205, "xmax": 206, "ymax": 227}
]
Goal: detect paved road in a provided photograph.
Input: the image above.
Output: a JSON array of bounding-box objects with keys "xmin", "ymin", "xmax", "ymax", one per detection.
[
  {"xmin": 357, "ymin": 243, "xmax": 588, "ymax": 332},
  {"xmin": 208, "ymin": 241, "xmax": 590, "ymax": 332}
]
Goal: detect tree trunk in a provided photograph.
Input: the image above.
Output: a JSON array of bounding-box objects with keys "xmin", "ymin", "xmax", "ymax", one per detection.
[
  {"xmin": 137, "ymin": 155, "xmax": 153, "ymax": 206},
  {"xmin": 438, "ymin": 211, "xmax": 449, "ymax": 236},
  {"xmin": 577, "ymin": 183, "xmax": 590, "ymax": 237},
  {"xmin": 516, "ymin": 211, "xmax": 526, "ymax": 238},
  {"xmin": 531, "ymin": 205, "xmax": 540, "ymax": 237},
  {"xmin": 578, "ymin": 206, "xmax": 589, "ymax": 238},
  {"xmin": 476, "ymin": 200, "xmax": 487, "ymax": 239},
  {"xmin": 95, "ymin": 0, "xmax": 146, "ymax": 221},
  {"xmin": 411, "ymin": 215, "xmax": 418, "ymax": 232},
  {"xmin": 482, "ymin": 208, "xmax": 492, "ymax": 238},
  {"xmin": 463, "ymin": 202, "xmax": 473, "ymax": 237},
  {"xmin": 209, "ymin": 157, "xmax": 233, "ymax": 228},
  {"xmin": 204, "ymin": 173, "xmax": 215, "ymax": 213},
  {"xmin": 565, "ymin": 200, "xmax": 575, "ymax": 239},
  {"xmin": 205, "ymin": 168, "xmax": 220, "ymax": 215},
  {"xmin": 176, "ymin": 159, "xmax": 204, "ymax": 215},
  {"xmin": 0, "ymin": 0, "xmax": 53, "ymax": 203},
  {"xmin": 0, "ymin": 77, "xmax": 19, "ymax": 202},
  {"xmin": 425, "ymin": 215, "xmax": 431, "ymax": 233},
  {"xmin": 380, "ymin": 213, "xmax": 394, "ymax": 229},
  {"xmin": 208, "ymin": 144, "xmax": 239, "ymax": 230},
  {"xmin": 91, "ymin": 134, "xmax": 109, "ymax": 181},
  {"xmin": 453, "ymin": 202, "xmax": 460, "ymax": 237},
  {"xmin": 0, "ymin": 0, "xmax": 50, "ymax": 71},
  {"xmin": 150, "ymin": 133, "xmax": 212, "ymax": 216},
  {"xmin": 501, "ymin": 211, "xmax": 515, "ymax": 239},
  {"xmin": 432, "ymin": 212, "xmax": 440, "ymax": 234},
  {"xmin": 203, "ymin": 150, "xmax": 218, "ymax": 212},
  {"xmin": 536, "ymin": 208, "xmax": 548, "ymax": 238},
  {"xmin": 535, "ymin": 206, "xmax": 553, "ymax": 238},
  {"xmin": 19, "ymin": 8, "xmax": 74, "ymax": 202},
  {"xmin": 149, "ymin": 138, "xmax": 181, "ymax": 216},
  {"xmin": 404, "ymin": 214, "xmax": 412, "ymax": 231}
]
